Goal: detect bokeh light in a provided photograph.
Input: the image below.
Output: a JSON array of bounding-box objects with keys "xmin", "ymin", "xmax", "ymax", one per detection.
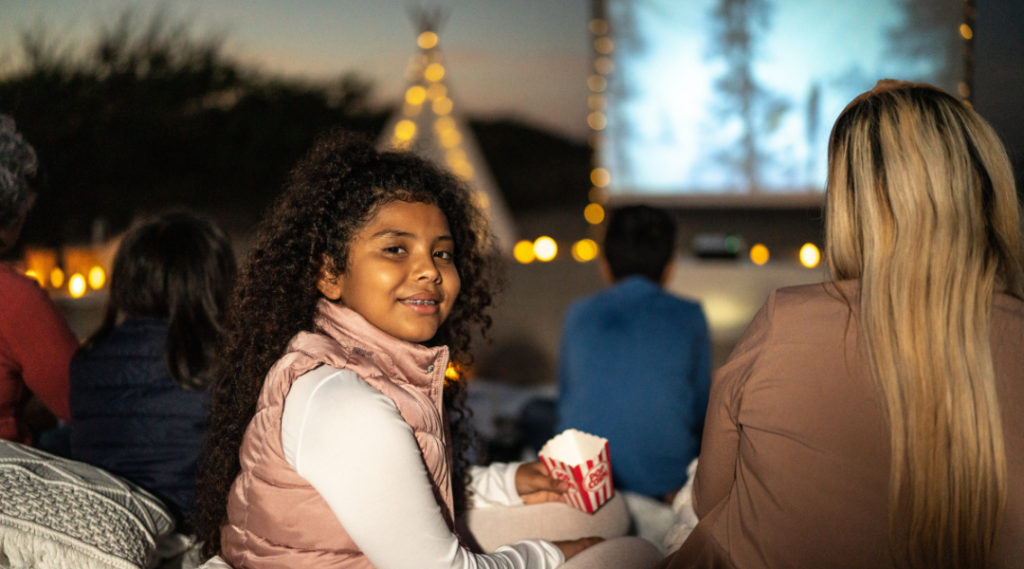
[
  {"xmin": 50, "ymin": 267, "xmax": 65, "ymax": 288},
  {"xmin": 589, "ymin": 18, "xmax": 609, "ymax": 35},
  {"xmin": 405, "ymin": 85, "xmax": 427, "ymax": 105},
  {"xmin": 750, "ymin": 244, "xmax": 769, "ymax": 265},
  {"xmin": 426, "ymin": 83, "xmax": 447, "ymax": 101},
  {"xmin": 88, "ymin": 266, "xmax": 106, "ymax": 289},
  {"xmin": 572, "ymin": 239, "xmax": 600, "ymax": 262},
  {"xmin": 587, "ymin": 112, "xmax": 607, "ymax": 130},
  {"xmin": 513, "ymin": 240, "xmax": 536, "ymax": 264},
  {"xmin": 587, "ymin": 75, "xmax": 607, "ymax": 92},
  {"xmin": 584, "ymin": 203, "xmax": 605, "ymax": 224},
  {"xmin": 69, "ymin": 273, "xmax": 87, "ymax": 298},
  {"xmin": 594, "ymin": 57, "xmax": 614, "ymax": 75},
  {"xmin": 418, "ymin": 31, "xmax": 438, "ymax": 49},
  {"xmin": 25, "ymin": 270, "xmax": 42, "ymax": 286},
  {"xmin": 533, "ymin": 237, "xmax": 557, "ymax": 262},
  {"xmin": 591, "ymin": 168, "xmax": 611, "ymax": 187},
  {"xmin": 394, "ymin": 120, "xmax": 416, "ymax": 140},
  {"xmin": 439, "ymin": 129, "xmax": 461, "ymax": 148},
  {"xmin": 424, "ymin": 63, "xmax": 445, "ymax": 82},
  {"xmin": 588, "ymin": 186, "xmax": 608, "ymax": 204},
  {"xmin": 432, "ymin": 97, "xmax": 453, "ymax": 115},
  {"xmin": 594, "ymin": 37, "xmax": 614, "ymax": 54},
  {"xmin": 799, "ymin": 243, "xmax": 821, "ymax": 268},
  {"xmin": 960, "ymin": 23, "xmax": 973, "ymax": 40}
]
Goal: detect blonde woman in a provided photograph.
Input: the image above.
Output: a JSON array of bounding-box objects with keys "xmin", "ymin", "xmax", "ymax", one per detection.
[{"xmin": 660, "ymin": 80, "xmax": 1024, "ymax": 569}]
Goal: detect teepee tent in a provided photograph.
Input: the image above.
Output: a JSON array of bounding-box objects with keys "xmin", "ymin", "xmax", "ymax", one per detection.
[{"xmin": 379, "ymin": 19, "xmax": 516, "ymax": 252}]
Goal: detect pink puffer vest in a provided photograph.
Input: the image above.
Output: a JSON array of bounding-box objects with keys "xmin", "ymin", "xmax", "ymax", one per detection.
[{"xmin": 221, "ymin": 299, "xmax": 453, "ymax": 568}]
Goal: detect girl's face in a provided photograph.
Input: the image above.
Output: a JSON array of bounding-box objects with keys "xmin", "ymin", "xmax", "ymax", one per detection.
[{"xmin": 318, "ymin": 200, "xmax": 461, "ymax": 343}]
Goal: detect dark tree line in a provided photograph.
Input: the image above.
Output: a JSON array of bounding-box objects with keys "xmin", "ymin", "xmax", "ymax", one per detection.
[{"xmin": 0, "ymin": 12, "xmax": 590, "ymax": 250}]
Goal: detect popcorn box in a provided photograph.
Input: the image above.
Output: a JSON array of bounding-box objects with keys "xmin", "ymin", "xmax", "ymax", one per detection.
[{"xmin": 538, "ymin": 429, "xmax": 614, "ymax": 514}]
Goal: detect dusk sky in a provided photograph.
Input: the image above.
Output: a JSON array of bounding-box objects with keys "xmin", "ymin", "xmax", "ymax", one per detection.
[{"xmin": 0, "ymin": 0, "xmax": 1020, "ymax": 154}]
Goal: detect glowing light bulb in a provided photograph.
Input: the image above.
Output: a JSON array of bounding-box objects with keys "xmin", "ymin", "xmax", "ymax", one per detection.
[
  {"xmin": 572, "ymin": 239, "xmax": 599, "ymax": 262},
  {"xmin": 432, "ymin": 97, "xmax": 453, "ymax": 115},
  {"xmin": 533, "ymin": 237, "xmax": 557, "ymax": 262},
  {"xmin": 513, "ymin": 240, "xmax": 536, "ymax": 264},
  {"xmin": 594, "ymin": 57, "xmax": 614, "ymax": 75},
  {"xmin": 426, "ymin": 83, "xmax": 447, "ymax": 101},
  {"xmin": 750, "ymin": 244, "xmax": 769, "ymax": 265},
  {"xmin": 590, "ymin": 168, "xmax": 611, "ymax": 188},
  {"xmin": 394, "ymin": 120, "xmax": 417, "ymax": 141},
  {"xmin": 50, "ymin": 267, "xmax": 65, "ymax": 288},
  {"xmin": 88, "ymin": 266, "xmax": 106, "ymax": 289},
  {"xmin": 799, "ymin": 243, "xmax": 821, "ymax": 268},
  {"xmin": 594, "ymin": 37, "xmax": 614, "ymax": 54},
  {"xmin": 405, "ymin": 85, "xmax": 427, "ymax": 105},
  {"xmin": 418, "ymin": 31, "xmax": 439, "ymax": 49},
  {"xmin": 424, "ymin": 63, "xmax": 445, "ymax": 82},
  {"xmin": 584, "ymin": 203, "xmax": 605, "ymax": 225},
  {"xmin": 69, "ymin": 273, "xmax": 87, "ymax": 298}
]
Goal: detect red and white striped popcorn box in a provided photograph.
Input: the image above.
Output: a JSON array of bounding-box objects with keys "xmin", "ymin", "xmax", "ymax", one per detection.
[{"xmin": 538, "ymin": 429, "xmax": 614, "ymax": 514}]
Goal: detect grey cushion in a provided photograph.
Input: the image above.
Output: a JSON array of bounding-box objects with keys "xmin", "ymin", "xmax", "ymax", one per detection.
[{"xmin": 0, "ymin": 440, "xmax": 174, "ymax": 569}]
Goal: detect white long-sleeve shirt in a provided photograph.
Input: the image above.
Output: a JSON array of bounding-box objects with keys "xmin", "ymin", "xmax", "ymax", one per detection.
[{"xmin": 280, "ymin": 365, "xmax": 565, "ymax": 569}]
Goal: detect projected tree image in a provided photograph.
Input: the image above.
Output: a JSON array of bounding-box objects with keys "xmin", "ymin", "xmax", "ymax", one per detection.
[
  {"xmin": 887, "ymin": 0, "xmax": 962, "ymax": 92},
  {"xmin": 707, "ymin": 0, "xmax": 789, "ymax": 193}
]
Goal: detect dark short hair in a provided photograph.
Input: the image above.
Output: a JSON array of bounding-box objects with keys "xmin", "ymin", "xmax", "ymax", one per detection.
[
  {"xmin": 0, "ymin": 115, "xmax": 38, "ymax": 229},
  {"xmin": 603, "ymin": 205, "xmax": 677, "ymax": 281},
  {"xmin": 83, "ymin": 212, "xmax": 237, "ymax": 389}
]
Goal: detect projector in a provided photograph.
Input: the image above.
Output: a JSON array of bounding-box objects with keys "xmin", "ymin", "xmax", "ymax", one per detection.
[{"xmin": 692, "ymin": 234, "xmax": 745, "ymax": 259}]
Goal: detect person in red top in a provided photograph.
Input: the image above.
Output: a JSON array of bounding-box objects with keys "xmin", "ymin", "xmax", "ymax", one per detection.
[{"xmin": 0, "ymin": 114, "xmax": 77, "ymax": 443}]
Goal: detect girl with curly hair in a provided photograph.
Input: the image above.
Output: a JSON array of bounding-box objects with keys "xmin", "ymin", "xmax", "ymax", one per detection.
[{"xmin": 194, "ymin": 134, "xmax": 606, "ymax": 568}]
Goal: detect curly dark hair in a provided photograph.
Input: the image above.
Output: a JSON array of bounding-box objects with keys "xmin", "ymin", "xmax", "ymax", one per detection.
[{"xmin": 194, "ymin": 133, "xmax": 499, "ymax": 558}]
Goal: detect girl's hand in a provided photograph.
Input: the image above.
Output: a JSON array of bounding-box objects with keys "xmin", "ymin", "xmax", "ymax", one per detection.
[
  {"xmin": 515, "ymin": 461, "xmax": 569, "ymax": 504},
  {"xmin": 553, "ymin": 537, "xmax": 604, "ymax": 560}
]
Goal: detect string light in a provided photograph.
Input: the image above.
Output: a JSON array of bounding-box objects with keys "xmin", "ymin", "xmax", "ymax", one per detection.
[
  {"xmin": 426, "ymin": 83, "xmax": 447, "ymax": 101},
  {"xmin": 50, "ymin": 267, "xmax": 65, "ymax": 288},
  {"xmin": 394, "ymin": 120, "xmax": 417, "ymax": 141},
  {"xmin": 69, "ymin": 273, "xmax": 87, "ymax": 298},
  {"xmin": 587, "ymin": 112, "xmax": 607, "ymax": 130},
  {"xmin": 25, "ymin": 270, "xmax": 42, "ymax": 286},
  {"xmin": 750, "ymin": 244, "xmax": 769, "ymax": 265},
  {"xmin": 572, "ymin": 239, "xmax": 600, "ymax": 262},
  {"xmin": 405, "ymin": 85, "xmax": 427, "ymax": 105},
  {"xmin": 514, "ymin": 240, "xmax": 536, "ymax": 264},
  {"xmin": 594, "ymin": 57, "xmax": 614, "ymax": 75},
  {"xmin": 799, "ymin": 243, "xmax": 821, "ymax": 268},
  {"xmin": 533, "ymin": 237, "xmax": 557, "ymax": 262},
  {"xmin": 960, "ymin": 23, "xmax": 973, "ymax": 40},
  {"xmin": 584, "ymin": 203, "xmax": 605, "ymax": 225},
  {"xmin": 587, "ymin": 75, "xmax": 607, "ymax": 92},
  {"xmin": 424, "ymin": 63, "xmax": 445, "ymax": 82},
  {"xmin": 594, "ymin": 37, "xmax": 614, "ymax": 54},
  {"xmin": 590, "ymin": 168, "xmax": 611, "ymax": 187},
  {"xmin": 439, "ymin": 129, "xmax": 461, "ymax": 148},
  {"xmin": 589, "ymin": 19, "xmax": 609, "ymax": 35},
  {"xmin": 418, "ymin": 31, "xmax": 439, "ymax": 49},
  {"xmin": 88, "ymin": 266, "xmax": 106, "ymax": 289},
  {"xmin": 588, "ymin": 95, "xmax": 607, "ymax": 111},
  {"xmin": 433, "ymin": 97, "xmax": 454, "ymax": 115},
  {"xmin": 434, "ymin": 116, "xmax": 455, "ymax": 132},
  {"xmin": 588, "ymin": 187, "xmax": 608, "ymax": 204}
]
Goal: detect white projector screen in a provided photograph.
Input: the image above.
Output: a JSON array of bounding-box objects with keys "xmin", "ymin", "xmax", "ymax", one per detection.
[{"xmin": 600, "ymin": 0, "xmax": 963, "ymax": 203}]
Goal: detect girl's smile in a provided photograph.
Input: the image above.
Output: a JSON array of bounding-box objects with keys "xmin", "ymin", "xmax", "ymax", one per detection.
[{"xmin": 317, "ymin": 200, "xmax": 461, "ymax": 343}]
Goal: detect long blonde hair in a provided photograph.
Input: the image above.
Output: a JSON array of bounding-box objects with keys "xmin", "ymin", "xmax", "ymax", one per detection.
[{"xmin": 825, "ymin": 81, "xmax": 1024, "ymax": 568}]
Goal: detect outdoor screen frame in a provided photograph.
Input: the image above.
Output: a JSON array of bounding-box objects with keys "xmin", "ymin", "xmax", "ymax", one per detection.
[{"xmin": 594, "ymin": 0, "xmax": 966, "ymax": 208}]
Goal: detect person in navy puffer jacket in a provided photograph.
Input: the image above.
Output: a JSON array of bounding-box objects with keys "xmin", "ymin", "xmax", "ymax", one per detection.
[{"xmin": 70, "ymin": 212, "xmax": 236, "ymax": 530}]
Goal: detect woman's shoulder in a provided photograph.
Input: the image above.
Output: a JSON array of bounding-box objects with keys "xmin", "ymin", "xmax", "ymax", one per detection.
[{"xmin": 762, "ymin": 281, "xmax": 858, "ymax": 344}]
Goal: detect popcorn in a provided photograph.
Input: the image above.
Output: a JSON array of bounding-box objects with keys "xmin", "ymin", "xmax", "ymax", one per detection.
[{"xmin": 539, "ymin": 429, "xmax": 614, "ymax": 514}]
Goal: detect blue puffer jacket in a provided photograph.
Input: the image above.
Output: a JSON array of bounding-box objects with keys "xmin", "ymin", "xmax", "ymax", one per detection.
[{"xmin": 69, "ymin": 316, "xmax": 210, "ymax": 526}]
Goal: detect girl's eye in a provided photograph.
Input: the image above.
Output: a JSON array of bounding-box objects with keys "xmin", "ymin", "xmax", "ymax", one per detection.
[
  {"xmin": 434, "ymin": 251, "xmax": 454, "ymax": 261},
  {"xmin": 384, "ymin": 246, "xmax": 407, "ymax": 255}
]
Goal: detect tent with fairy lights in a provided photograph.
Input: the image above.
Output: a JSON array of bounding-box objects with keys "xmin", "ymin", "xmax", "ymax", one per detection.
[{"xmin": 378, "ymin": 20, "xmax": 516, "ymax": 252}]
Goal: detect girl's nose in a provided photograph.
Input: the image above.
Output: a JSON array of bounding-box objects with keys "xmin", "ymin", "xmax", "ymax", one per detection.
[{"xmin": 414, "ymin": 253, "xmax": 441, "ymax": 282}]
